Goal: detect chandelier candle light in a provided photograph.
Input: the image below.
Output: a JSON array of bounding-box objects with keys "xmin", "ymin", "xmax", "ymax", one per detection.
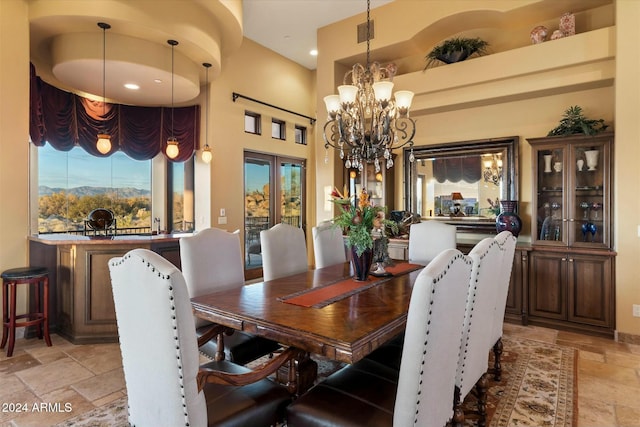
[{"xmin": 322, "ymin": 0, "xmax": 416, "ymax": 173}]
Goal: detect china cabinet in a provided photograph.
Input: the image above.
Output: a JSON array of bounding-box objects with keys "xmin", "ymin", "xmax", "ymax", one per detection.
[{"xmin": 527, "ymin": 132, "xmax": 615, "ymax": 336}]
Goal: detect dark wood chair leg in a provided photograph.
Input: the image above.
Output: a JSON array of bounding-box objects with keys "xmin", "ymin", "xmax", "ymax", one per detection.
[
  {"xmin": 493, "ymin": 337, "xmax": 503, "ymax": 381},
  {"xmin": 7, "ymin": 282, "xmax": 17, "ymax": 357},
  {"xmin": 476, "ymin": 374, "xmax": 488, "ymax": 427}
]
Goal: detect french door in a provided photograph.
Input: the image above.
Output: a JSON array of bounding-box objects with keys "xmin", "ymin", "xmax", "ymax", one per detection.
[{"xmin": 244, "ymin": 151, "xmax": 306, "ymax": 279}]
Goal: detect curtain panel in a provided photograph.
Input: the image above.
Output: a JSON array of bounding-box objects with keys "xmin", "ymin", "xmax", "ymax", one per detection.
[{"xmin": 29, "ymin": 63, "xmax": 199, "ymax": 162}]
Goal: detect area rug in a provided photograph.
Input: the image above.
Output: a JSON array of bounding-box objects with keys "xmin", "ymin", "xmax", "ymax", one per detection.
[
  {"xmin": 55, "ymin": 337, "xmax": 576, "ymax": 427},
  {"xmin": 466, "ymin": 336, "xmax": 577, "ymax": 427}
]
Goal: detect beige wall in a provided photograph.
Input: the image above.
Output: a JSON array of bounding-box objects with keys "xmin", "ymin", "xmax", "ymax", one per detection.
[
  {"xmin": 208, "ymin": 38, "xmax": 316, "ymax": 264},
  {"xmin": 316, "ymin": 0, "xmax": 639, "ymax": 338},
  {"xmin": 0, "ymin": 0, "xmax": 31, "ymax": 322},
  {"xmin": 614, "ymin": 0, "xmax": 640, "ymax": 338}
]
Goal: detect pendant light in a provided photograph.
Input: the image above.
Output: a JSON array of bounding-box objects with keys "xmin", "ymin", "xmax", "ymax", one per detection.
[
  {"xmin": 201, "ymin": 63, "xmax": 213, "ymax": 164},
  {"xmin": 96, "ymin": 22, "xmax": 111, "ymax": 155},
  {"xmin": 165, "ymin": 39, "xmax": 179, "ymax": 159}
]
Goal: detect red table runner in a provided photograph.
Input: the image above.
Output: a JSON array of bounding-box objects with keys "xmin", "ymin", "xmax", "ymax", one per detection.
[{"xmin": 279, "ymin": 262, "xmax": 423, "ymax": 308}]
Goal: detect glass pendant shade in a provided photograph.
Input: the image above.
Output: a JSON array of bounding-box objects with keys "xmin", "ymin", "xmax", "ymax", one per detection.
[
  {"xmin": 324, "ymin": 95, "xmax": 340, "ymax": 114},
  {"xmin": 372, "ymin": 81, "xmax": 394, "ymax": 102},
  {"xmin": 394, "ymin": 90, "xmax": 414, "ymax": 110},
  {"xmin": 166, "ymin": 137, "xmax": 179, "ymax": 159},
  {"xmin": 201, "ymin": 62, "xmax": 213, "ymax": 164},
  {"xmin": 96, "ymin": 133, "xmax": 111, "ymax": 154},
  {"xmin": 96, "ymin": 22, "xmax": 111, "ymax": 155},
  {"xmin": 338, "ymin": 85, "xmax": 358, "ymax": 104},
  {"xmin": 201, "ymin": 145, "xmax": 212, "ymax": 163},
  {"xmin": 167, "ymin": 39, "xmax": 179, "ymax": 160}
]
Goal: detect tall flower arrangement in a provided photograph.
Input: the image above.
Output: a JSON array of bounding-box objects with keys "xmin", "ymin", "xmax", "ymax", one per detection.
[{"xmin": 330, "ymin": 187, "xmax": 396, "ymax": 256}]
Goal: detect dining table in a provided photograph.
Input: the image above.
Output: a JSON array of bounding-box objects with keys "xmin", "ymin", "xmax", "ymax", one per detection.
[{"xmin": 191, "ymin": 261, "xmax": 423, "ymax": 394}]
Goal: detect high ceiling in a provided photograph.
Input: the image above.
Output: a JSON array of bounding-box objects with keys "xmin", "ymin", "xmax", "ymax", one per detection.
[{"xmin": 243, "ymin": 0, "xmax": 393, "ymax": 70}]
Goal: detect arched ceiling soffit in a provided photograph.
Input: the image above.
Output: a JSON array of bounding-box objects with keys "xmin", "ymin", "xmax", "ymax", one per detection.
[{"xmin": 28, "ymin": 0, "xmax": 242, "ymax": 106}]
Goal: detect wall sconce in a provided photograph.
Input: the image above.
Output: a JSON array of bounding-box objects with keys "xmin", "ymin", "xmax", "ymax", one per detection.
[{"xmin": 483, "ymin": 155, "xmax": 503, "ymax": 185}]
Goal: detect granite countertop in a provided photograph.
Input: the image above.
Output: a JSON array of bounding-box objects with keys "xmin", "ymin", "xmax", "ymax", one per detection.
[{"xmin": 29, "ymin": 233, "xmax": 194, "ymax": 245}]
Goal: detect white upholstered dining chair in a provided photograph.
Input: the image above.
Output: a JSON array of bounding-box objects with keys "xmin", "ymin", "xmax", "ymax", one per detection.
[
  {"xmin": 407, "ymin": 220, "xmax": 457, "ymax": 265},
  {"xmin": 490, "ymin": 230, "xmax": 517, "ymax": 381},
  {"xmin": 453, "ymin": 237, "xmax": 503, "ymax": 427},
  {"xmin": 312, "ymin": 222, "xmax": 346, "ymax": 269},
  {"xmin": 261, "ymin": 223, "xmax": 308, "ymax": 281},
  {"xmin": 286, "ymin": 248, "xmax": 473, "ymax": 427},
  {"xmin": 180, "ymin": 228, "xmax": 280, "ymax": 364},
  {"xmin": 108, "ymin": 248, "xmax": 297, "ymax": 427}
]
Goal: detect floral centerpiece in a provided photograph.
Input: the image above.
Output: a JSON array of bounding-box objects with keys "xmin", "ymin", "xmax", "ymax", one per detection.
[{"xmin": 330, "ymin": 187, "xmax": 397, "ymax": 280}]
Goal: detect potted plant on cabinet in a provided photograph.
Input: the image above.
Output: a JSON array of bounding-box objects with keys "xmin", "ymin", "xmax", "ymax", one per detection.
[
  {"xmin": 547, "ymin": 105, "xmax": 609, "ymax": 136},
  {"xmin": 424, "ymin": 37, "xmax": 489, "ymax": 69}
]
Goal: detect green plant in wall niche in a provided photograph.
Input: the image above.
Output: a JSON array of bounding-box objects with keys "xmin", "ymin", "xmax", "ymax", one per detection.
[
  {"xmin": 423, "ymin": 37, "xmax": 489, "ymax": 70},
  {"xmin": 547, "ymin": 105, "xmax": 609, "ymax": 136}
]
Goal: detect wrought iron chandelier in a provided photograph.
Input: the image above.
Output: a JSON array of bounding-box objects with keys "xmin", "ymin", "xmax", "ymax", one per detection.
[{"xmin": 322, "ymin": 0, "xmax": 416, "ymax": 173}]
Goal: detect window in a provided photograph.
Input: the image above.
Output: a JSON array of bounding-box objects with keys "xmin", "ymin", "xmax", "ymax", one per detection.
[
  {"xmin": 295, "ymin": 125, "xmax": 307, "ymax": 145},
  {"xmin": 37, "ymin": 144, "xmax": 152, "ymax": 234},
  {"xmin": 168, "ymin": 158, "xmax": 195, "ymax": 233},
  {"xmin": 272, "ymin": 119, "xmax": 286, "ymax": 140},
  {"xmin": 244, "ymin": 111, "xmax": 261, "ymax": 134}
]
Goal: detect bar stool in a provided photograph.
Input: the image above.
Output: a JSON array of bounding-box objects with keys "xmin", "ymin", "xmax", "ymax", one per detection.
[{"xmin": 1, "ymin": 267, "xmax": 52, "ymax": 357}]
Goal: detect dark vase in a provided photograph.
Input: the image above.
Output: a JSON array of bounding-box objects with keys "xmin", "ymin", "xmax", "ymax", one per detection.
[
  {"xmin": 350, "ymin": 246, "xmax": 373, "ymax": 281},
  {"xmin": 496, "ymin": 200, "xmax": 522, "ymax": 237}
]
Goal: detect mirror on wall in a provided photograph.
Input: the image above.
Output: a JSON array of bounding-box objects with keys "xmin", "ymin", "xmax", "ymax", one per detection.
[{"xmin": 404, "ymin": 137, "xmax": 519, "ymax": 233}]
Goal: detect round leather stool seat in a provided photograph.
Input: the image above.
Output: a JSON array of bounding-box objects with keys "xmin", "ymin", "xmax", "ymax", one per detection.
[
  {"xmin": 1, "ymin": 266, "xmax": 48, "ymax": 280},
  {"xmin": 1, "ymin": 266, "xmax": 52, "ymax": 357}
]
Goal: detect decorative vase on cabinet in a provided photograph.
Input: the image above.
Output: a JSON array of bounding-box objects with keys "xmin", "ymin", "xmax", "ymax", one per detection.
[{"xmin": 496, "ymin": 200, "xmax": 522, "ymax": 237}]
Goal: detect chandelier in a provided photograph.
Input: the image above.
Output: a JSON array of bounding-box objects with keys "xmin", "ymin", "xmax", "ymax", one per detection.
[{"xmin": 322, "ymin": 0, "xmax": 416, "ymax": 173}]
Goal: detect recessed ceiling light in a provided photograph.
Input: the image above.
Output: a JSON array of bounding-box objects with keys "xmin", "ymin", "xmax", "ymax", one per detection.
[
  {"xmin": 310, "ymin": 49, "xmax": 318, "ymax": 56},
  {"xmin": 154, "ymin": 79, "xmax": 162, "ymax": 84},
  {"xmin": 124, "ymin": 83, "xmax": 140, "ymax": 90}
]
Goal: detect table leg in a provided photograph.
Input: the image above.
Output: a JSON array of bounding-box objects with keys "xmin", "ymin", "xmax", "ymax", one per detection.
[{"xmin": 277, "ymin": 351, "xmax": 317, "ymax": 396}]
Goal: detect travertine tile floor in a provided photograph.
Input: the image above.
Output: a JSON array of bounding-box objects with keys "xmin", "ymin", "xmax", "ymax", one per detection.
[{"xmin": 1, "ymin": 323, "xmax": 639, "ymax": 426}]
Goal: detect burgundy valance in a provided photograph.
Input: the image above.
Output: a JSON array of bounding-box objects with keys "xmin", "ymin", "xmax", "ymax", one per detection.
[
  {"xmin": 29, "ymin": 63, "xmax": 199, "ymax": 162},
  {"xmin": 433, "ymin": 157, "xmax": 481, "ymax": 183}
]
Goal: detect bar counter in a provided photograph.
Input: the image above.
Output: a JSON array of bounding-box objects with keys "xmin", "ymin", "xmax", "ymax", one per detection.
[{"xmin": 29, "ymin": 233, "xmax": 190, "ymax": 343}]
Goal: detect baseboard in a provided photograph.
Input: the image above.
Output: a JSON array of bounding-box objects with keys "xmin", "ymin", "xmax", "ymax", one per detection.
[{"xmin": 617, "ymin": 331, "xmax": 640, "ymax": 345}]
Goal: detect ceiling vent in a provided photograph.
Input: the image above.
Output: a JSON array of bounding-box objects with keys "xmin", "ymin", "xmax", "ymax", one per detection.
[{"xmin": 357, "ymin": 20, "xmax": 374, "ymax": 44}]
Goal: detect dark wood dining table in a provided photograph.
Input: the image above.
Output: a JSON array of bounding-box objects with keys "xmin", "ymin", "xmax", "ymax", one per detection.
[{"xmin": 191, "ymin": 261, "xmax": 423, "ymax": 394}]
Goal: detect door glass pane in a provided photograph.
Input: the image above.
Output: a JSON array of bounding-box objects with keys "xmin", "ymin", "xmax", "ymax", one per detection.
[
  {"xmin": 537, "ymin": 148, "xmax": 564, "ymax": 241},
  {"xmin": 245, "ymin": 157, "xmax": 271, "ymax": 269},
  {"xmin": 574, "ymin": 143, "xmax": 604, "ymax": 244},
  {"xmin": 280, "ymin": 161, "xmax": 302, "ymax": 227}
]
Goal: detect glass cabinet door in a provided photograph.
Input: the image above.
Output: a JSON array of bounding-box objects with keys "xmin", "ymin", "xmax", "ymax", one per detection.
[
  {"xmin": 572, "ymin": 141, "xmax": 607, "ymax": 247},
  {"xmin": 530, "ymin": 132, "xmax": 612, "ymax": 249},
  {"xmin": 535, "ymin": 146, "xmax": 567, "ymax": 245}
]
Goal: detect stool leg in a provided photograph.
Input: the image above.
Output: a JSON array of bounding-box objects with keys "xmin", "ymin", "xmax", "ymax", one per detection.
[
  {"xmin": 43, "ymin": 276, "xmax": 52, "ymax": 347},
  {"xmin": 34, "ymin": 278, "xmax": 42, "ymax": 339},
  {"xmin": 7, "ymin": 282, "xmax": 17, "ymax": 357},
  {"xmin": 1, "ymin": 279, "xmax": 8, "ymax": 350}
]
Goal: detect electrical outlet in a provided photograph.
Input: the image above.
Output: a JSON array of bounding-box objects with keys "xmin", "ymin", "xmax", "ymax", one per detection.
[
  {"xmin": 218, "ymin": 216, "xmax": 227, "ymax": 225},
  {"xmin": 220, "ymin": 208, "xmax": 226, "ymax": 217},
  {"xmin": 633, "ymin": 304, "xmax": 640, "ymax": 317}
]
